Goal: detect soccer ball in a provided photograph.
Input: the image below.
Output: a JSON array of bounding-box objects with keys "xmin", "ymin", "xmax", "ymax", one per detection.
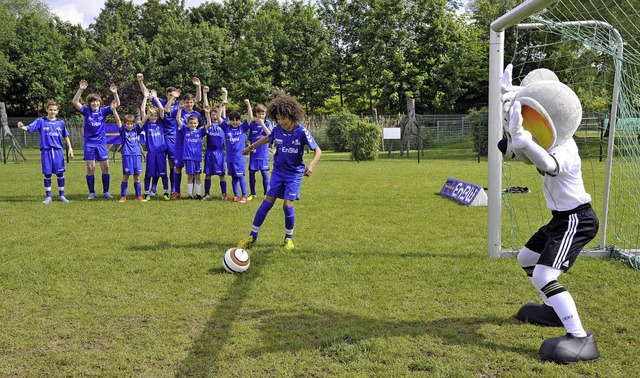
[{"xmin": 223, "ymin": 247, "xmax": 250, "ymax": 273}]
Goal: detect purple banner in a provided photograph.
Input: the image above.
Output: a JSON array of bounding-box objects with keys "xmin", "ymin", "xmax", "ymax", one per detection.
[{"xmin": 439, "ymin": 178, "xmax": 485, "ymax": 206}]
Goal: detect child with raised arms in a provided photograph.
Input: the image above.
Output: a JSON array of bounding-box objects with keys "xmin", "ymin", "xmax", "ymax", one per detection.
[
  {"xmin": 202, "ymin": 86, "xmax": 228, "ymax": 200},
  {"xmin": 237, "ymin": 94, "xmax": 321, "ymax": 251},
  {"xmin": 17, "ymin": 100, "xmax": 74, "ymax": 204},
  {"xmin": 247, "ymin": 103, "xmax": 273, "ymax": 200},
  {"xmin": 140, "ymin": 89, "xmax": 170, "ymax": 201},
  {"xmin": 72, "ymin": 80, "xmax": 120, "ymax": 199},
  {"xmin": 113, "ymin": 103, "xmax": 145, "ymax": 202},
  {"xmin": 176, "ymin": 101, "xmax": 208, "ymax": 199}
]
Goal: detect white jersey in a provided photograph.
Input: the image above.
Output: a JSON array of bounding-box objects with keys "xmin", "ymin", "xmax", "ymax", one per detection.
[{"xmin": 542, "ymin": 139, "xmax": 591, "ymax": 211}]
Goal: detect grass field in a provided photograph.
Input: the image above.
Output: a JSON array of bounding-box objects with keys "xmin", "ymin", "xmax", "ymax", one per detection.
[{"xmin": 1, "ymin": 148, "xmax": 639, "ymax": 377}]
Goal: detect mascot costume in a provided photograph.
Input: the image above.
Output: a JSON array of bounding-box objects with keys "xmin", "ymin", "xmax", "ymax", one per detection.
[{"xmin": 498, "ymin": 64, "xmax": 600, "ymax": 364}]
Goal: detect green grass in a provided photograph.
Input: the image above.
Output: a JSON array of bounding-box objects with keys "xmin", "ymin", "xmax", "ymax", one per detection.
[{"xmin": 1, "ymin": 149, "xmax": 639, "ymax": 377}]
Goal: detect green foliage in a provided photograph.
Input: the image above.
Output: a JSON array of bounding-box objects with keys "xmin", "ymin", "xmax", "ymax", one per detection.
[
  {"xmin": 466, "ymin": 107, "xmax": 489, "ymax": 155},
  {"xmin": 326, "ymin": 110, "xmax": 358, "ymax": 152},
  {"xmin": 347, "ymin": 119, "xmax": 381, "ymax": 161}
]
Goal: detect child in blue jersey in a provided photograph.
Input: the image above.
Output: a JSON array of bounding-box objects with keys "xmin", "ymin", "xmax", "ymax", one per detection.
[
  {"xmin": 238, "ymin": 94, "xmax": 321, "ymax": 251},
  {"xmin": 177, "ymin": 101, "xmax": 208, "ymax": 199},
  {"xmin": 221, "ymin": 99, "xmax": 256, "ymax": 203},
  {"xmin": 140, "ymin": 89, "xmax": 170, "ymax": 201},
  {"xmin": 202, "ymin": 86, "xmax": 229, "ymax": 200},
  {"xmin": 247, "ymin": 103, "xmax": 273, "ymax": 200},
  {"xmin": 113, "ymin": 105, "xmax": 146, "ymax": 202},
  {"xmin": 17, "ymin": 100, "xmax": 74, "ymax": 204},
  {"xmin": 72, "ymin": 79, "xmax": 120, "ymax": 200},
  {"xmin": 166, "ymin": 91, "xmax": 202, "ymax": 199}
]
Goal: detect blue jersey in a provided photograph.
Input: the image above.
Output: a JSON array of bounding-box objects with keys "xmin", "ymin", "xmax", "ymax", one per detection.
[
  {"xmin": 205, "ymin": 121, "xmax": 225, "ymax": 151},
  {"xmin": 269, "ymin": 124, "xmax": 319, "ymax": 174},
  {"xmin": 152, "ymin": 98, "xmax": 178, "ymax": 140},
  {"xmin": 221, "ymin": 120, "xmax": 250, "ymax": 162},
  {"xmin": 182, "ymin": 127, "xmax": 206, "ymax": 162},
  {"xmin": 249, "ymin": 119, "xmax": 273, "ymax": 161},
  {"xmin": 120, "ymin": 126, "xmax": 143, "ymax": 155},
  {"xmin": 176, "ymin": 109, "xmax": 202, "ymax": 156},
  {"xmin": 80, "ymin": 105, "xmax": 112, "ymax": 145},
  {"xmin": 142, "ymin": 119, "xmax": 166, "ymax": 153},
  {"xmin": 26, "ymin": 117, "xmax": 69, "ymax": 150}
]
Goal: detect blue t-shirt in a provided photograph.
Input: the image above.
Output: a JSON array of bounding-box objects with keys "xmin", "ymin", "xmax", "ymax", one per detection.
[
  {"xmin": 142, "ymin": 119, "xmax": 166, "ymax": 153},
  {"xmin": 152, "ymin": 98, "xmax": 178, "ymax": 141},
  {"xmin": 80, "ymin": 105, "xmax": 112, "ymax": 145},
  {"xmin": 269, "ymin": 124, "xmax": 319, "ymax": 174},
  {"xmin": 221, "ymin": 120, "xmax": 250, "ymax": 162},
  {"xmin": 176, "ymin": 109, "xmax": 202, "ymax": 157},
  {"xmin": 205, "ymin": 120, "xmax": 225, "ymax": 151},
  {"xmin": 181, "ymin": 127, "xmax": 206, "ymax": 162},
  {"xmin": 120, "ymin": 125, "xmax": 143, "ymax": 156},
  {"xmin": 248, "ymin": 119, "xmax": 273, "ymax": 161},
  {"xmin": 26, "ymin": 117, "xmax": 69, "ymax": 150}
]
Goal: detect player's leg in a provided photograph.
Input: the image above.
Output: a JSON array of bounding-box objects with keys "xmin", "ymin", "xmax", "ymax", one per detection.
[
  {"xmin": 120, "ymin": 172, "xmax": 130, "ymax": 202},
  {"xmin": 97, "ymin": 144, "xmax": 111, "ymax": 198},
  {"xmin": 249, "ymin": 169, "xmax": 257, "ymax": 198},
  {"xmin": 281, "ymin": 174, "xmax": 302, "ymax": 250},
  {"xmin": 41, "ymin": 149, "xmax": 53, "ymax": 203},
  {"xmin": 260, "ymin": 168, "xmax": 269, "ymax": 196},
  {"xmin": 52, "ymin": 149, "xmax": 68, "ymax": 202},
  {"xmin": 84, "ymin": 145, "xmax": 97, "ymax": 199}
]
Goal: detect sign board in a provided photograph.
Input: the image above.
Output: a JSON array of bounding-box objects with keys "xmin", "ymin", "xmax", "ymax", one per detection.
[
  {"xmin": 383, "ymin": 127, "xmax": 401, "ymax": 140},
  {"xmin": 105, "ymin": 123, "xmax": 146, "ymax": 145},
  {"xmin": 439, "ymin": 177, "xmax": 487, "ymax": 206}
]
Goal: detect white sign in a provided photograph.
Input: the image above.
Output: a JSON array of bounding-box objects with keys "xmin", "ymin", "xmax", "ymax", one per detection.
[{"xmin": 383, "ymin": 128, "xmax": 401, "ymax": 140}]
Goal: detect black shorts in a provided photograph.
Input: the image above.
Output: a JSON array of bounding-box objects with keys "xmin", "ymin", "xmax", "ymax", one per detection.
[{"xmin": 525, "ymin": 203, "xmax": 599, "ymax": 272}]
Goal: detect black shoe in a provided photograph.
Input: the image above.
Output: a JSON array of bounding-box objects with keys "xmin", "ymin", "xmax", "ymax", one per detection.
[
  {"xmin": 540, "ymin": 333, "xmax": 599, "ymax": 364},
  {"xmin": 516, "ymin": 302, "xmax": 564, "ymax": 327}
]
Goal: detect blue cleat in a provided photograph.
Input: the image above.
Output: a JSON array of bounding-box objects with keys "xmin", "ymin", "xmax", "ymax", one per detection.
[
  {"xmin": 103, "ymin": 192, "xmax": 113, "ymax": 199},
  {"xmin": 88, "ymin": 193, "xmax": 96, "ymax": 200}
]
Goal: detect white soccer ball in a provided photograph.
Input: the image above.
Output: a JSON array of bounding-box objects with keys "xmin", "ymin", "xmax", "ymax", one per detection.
[{"xmin": 223, "ymin": 248, "xmax": 250, "ymax": 273}]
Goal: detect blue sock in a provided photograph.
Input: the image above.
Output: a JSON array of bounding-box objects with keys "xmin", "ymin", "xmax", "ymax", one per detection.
[
  {"xmin": 44, "ymin": 175, "xmax": 52, "ymax": 197},
  {"xmin": 284, "ymin": 206, "xmax": 295, "ymax": 239},
  {"xmin": 161, "ymin": 175, "xmax": 169, "ymax": 193},
  {"xmin": 205, "ymin": 178, "xmax": 212, "ymax": 195},
  {"xmin": 232, "ymin": 177, "xmax": 240, "ymax": 197},
  {"xmin": 144, "ymin": 176, "xmax": 151, "ymax": 192},
  {"xmin": 57, "ymin": 175, "xmax": 65, "ymax": 196},
  {"xmin": 261, "ymin": 170, "xmax": 269, "ymax": 194},
  {"xmin": 249, "ymin": 171, "xmax": 257, "ymax": 195},
  {"xmin": 86, "ymin": 175, "xmax": 95, "ymax": 194},
  {"xmin": 251, "ymin": 200, "xmax": 274, "ymax": 239},
  {"xmin": 102, "ymin": 173, "xmax": 110, "ymax": 193},
  {"xmin": 170, "ymin": 170, "xmax": 175, "ymax": 193},
  {"xmin": 121, "ymin": 181, "xmax": 128, "ymax": 197},
  {"xmin": 175, "ymin": 170, "xmax": 182, "ymax": 193},
  {"xmin": 134, "ymin": 182, "xmax": 141, "ymax": 197},
  {"xmin": 152, "ymin": 177, "xmax": 159, "ymax": 192},
  {"xmin": 220, "ymin": 179, "xmax": 227, "ymax": 196},
  {"xmin": 240, "ymin": 177, "xmax": 247, "ymax": 197}
]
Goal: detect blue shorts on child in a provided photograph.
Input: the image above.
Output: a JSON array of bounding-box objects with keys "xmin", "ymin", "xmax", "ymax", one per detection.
[
  {"xmin": 122, "ymin": 155, "xmax": 143, "ymax": 175},
  {"xmin": 146, "ymin": 151, "xmax": 167, "ymax": 177},
  {"xmin": 185, "ymin": 160, "xmax": 202, "ymax": 175},
  {"xmin": 41, "ymin": 148, "xmax": 66, "ymax": 175}
]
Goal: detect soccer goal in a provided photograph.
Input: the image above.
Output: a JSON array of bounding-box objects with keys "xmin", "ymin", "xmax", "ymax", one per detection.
[{"xmin": 488, "ymin": 0, "xmax": 640, "ymax": 269}]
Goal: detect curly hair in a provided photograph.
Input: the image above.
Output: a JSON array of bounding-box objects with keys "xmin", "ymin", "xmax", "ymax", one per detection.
[{"xmin": 267, "ymin": 94, "xmax": 305, "ymax": 124}]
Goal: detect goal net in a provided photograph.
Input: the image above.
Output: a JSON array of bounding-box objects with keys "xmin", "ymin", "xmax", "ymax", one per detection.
[{"xmin": 488, "ymin": 0, "xmax": 640, "ymax": 269}]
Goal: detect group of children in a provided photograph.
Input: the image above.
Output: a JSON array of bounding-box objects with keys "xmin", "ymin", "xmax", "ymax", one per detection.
[{"xmin": 19, "ymin": 74, "xmax": 322, "ymax": 250}]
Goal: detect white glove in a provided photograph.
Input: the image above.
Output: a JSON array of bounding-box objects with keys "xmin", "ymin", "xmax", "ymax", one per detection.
[{"xmin": 508, "ymin": 101, "xmax": 533, "ymax": 151}]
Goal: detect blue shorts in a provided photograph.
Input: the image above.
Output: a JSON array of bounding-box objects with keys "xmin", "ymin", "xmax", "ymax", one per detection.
[
  {"xmin": 84, "ymin": 143, "xmax": 109, "ymax": 161},
  {"xmin": 41, "ymin": 148, "xmax": 65, "ymax": 175},
  {"xmin": 174, "ymin": 150, "xmax": 184, "ymax": 168},
  {"xmin": 122, "ymin": 155, "xmax": 143, "ymax": 175},
  {"xmin": 204, "ymin": 149, "xmax": 225, "ymax": 175},
  {"xmin": 249, "ymin": 158, "xmax": 270, "ymax": 171},
  {"xmin": 146, "ymin": 151, "xmax": 167, "ymax": 177},
  {"xmin": 266, "ymin": 169, "xmax": 302, "ymax": 201},
  {"xmin": 184, "ymin": 160, "xmax": 202, "ymax": 175},
  {"xmin": 227, "ymin": 160, "xmax": 246, "ymax": 178}
]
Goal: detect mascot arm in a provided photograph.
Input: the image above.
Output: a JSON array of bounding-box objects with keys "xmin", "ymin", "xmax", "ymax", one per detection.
[{"xmin": 509, "ymin": 101, "xmax": 558, "ymax": 174}]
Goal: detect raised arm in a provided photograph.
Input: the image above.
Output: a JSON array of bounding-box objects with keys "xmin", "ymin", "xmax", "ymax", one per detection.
[
  {"xmin": 202, "ymin": 86, "xmax": 210, "ymax": 109},
  {"xmin": 139, "ymin": 90, "xmax": 150, "ymax": 127},
  {"xmin": 150, "ymin": 90, "xmax": 164, "ymax": 119},
  {"xmin": 244, "ymin": 99, "xmax": 253, "ymax": 122},
  {"xmin": 110, "ymin": 83, "xmax": 121, "ymax": 107},
  {"xmin": 164, "ymin": 90, "xmax": 178, "ymax": 114},
  {"xmin": 72, "ymin": 80, "xmax": 88, "ymax": 111},
  {"xmin": 193, "ymin": 77, "xmax": 202, "ymax": 103},
  {"xmin": 258, "ymin": 117, "xmax": 271, "ymax": 136},
  {"xmin": 221, "ymin": 87, "xmax": 228, "ymax": 118},
  {"xmin": 204, "ymin": 105, "xmax": 212, "ymax": 130},
  {"xmin": 112, "ymin": 101, "xmax": 122, "ymax": 128},
  {"xmin": 136, "ymin": 73, "xmax": 148, "ymax": 94},
  {"xmin": 176, "ymin": 100, "xmax": 184, "ymax": 128}
]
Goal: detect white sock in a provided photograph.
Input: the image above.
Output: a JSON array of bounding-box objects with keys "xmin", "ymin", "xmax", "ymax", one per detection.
[
  {"xmin": 548, "ymin": 291, "xmax": 587, "ymax": 337},
  {"xmin": 196, "ymin": 183, "xmax": 202, "ymax": 195},
  {"xmin": 187, "ymin": 183, "xmax": 194, "ymax": 196}
]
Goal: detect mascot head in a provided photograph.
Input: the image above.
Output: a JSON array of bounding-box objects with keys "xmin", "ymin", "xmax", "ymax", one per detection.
[{"xmin": 499, "ymin": 68, "xmax": 582, "ymax": 162}]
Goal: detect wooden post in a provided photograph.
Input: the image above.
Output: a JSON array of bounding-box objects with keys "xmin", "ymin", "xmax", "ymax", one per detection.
[{"xmin": 0, "ymin": 102, "xmax": 26, "ymax": 163}]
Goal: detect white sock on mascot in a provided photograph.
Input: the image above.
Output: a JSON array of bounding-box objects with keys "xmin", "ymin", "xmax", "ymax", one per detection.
[{"xmin": 498, "ymin": 64, "xmax": 600, "ymax": 364}]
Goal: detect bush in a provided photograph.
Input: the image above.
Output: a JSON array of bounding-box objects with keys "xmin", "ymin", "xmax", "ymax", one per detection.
[
  {"xmin": 327, "ymin": 111, "xmax": 359, "ymax": 152},
  {"xmin": 466, "ymin": 107, "xmax": 489, "ymax": 156},
  {"xmin": 347, "ymin": 120, "xmax": 381, "ymax": 161}
]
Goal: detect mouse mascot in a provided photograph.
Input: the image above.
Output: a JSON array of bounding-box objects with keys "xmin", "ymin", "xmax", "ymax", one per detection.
[{"xmin": 498, "ymin": 64, "xmax": 600, "ymax": 364}]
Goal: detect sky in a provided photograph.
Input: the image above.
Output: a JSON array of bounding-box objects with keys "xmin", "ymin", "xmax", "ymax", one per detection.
[{"xmin": 44, "ymin": 0, "xmax": 214, "ymax": 29}]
